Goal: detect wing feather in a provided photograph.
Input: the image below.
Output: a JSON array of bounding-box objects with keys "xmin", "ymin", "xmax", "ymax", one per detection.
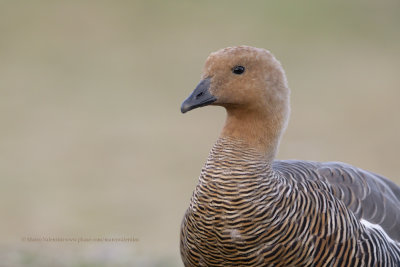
[{"xmin": 273, "ymin": 160, "xmax": 400, "ymax": 242}]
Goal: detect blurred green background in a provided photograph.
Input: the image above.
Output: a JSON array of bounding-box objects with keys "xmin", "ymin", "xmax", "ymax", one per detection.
[{"xmin": 0, "ymin": 1, "xmax": 399, "ymax": 266}]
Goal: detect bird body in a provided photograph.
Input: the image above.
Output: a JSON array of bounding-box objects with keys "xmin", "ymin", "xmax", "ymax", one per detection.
[{"xmin": 180, "ymin": 46, "xmax": 400, "ymax": 266}]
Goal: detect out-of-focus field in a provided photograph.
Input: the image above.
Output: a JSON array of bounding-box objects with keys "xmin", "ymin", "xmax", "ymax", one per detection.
[{"xmin": 0, "ymin": 1, "xmax": 399, "ymax": 266}]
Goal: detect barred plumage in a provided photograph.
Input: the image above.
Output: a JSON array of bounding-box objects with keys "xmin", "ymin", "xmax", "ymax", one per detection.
[{"xmin": 180, "ymin": 46, "xmax": 400, "ymax": 266}]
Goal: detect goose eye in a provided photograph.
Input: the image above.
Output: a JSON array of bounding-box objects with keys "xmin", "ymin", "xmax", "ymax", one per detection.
[{"xmin": 232, "ymin": 65, "xmax": 245, "ymax": 75}]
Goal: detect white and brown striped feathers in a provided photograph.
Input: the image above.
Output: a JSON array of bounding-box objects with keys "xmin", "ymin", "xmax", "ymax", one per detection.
[{"xmin": 180, "ymin": 46, "xmax": 400, "ymax": 266}]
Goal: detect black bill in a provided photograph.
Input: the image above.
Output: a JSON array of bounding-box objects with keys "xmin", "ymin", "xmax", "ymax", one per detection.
[{"xmin": 181, "ymin": 78, "xmax": 217, "ymax": 113}]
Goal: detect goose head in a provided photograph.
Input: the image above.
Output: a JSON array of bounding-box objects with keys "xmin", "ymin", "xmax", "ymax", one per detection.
[{"xmin": 181, "ymin": 46, "xmax": 291, "ymax": 159}]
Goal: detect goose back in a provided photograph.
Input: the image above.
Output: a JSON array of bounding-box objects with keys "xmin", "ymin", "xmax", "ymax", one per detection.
[{"xmin": 273, "ymin": 160, "xmax": 400, "ymax": 242}]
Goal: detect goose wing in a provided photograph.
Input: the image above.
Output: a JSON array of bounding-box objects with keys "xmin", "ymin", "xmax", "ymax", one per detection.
[{"xmin": 273, "ymin": 160, "xmax": 400, "ymax": 242}]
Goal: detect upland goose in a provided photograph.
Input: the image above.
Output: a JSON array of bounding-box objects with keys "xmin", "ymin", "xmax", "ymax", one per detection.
[{"xmin": 180, "ymin": 46, "xmax": 400, "ymax": 266}]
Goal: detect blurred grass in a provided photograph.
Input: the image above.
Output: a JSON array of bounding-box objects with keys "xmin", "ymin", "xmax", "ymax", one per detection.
[{"xmin": 0, "ymin": 1, "xmax": 399, "ymax": 266}]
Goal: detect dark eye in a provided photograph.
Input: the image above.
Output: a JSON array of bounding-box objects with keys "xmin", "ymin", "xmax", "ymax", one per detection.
[{"xmin": 232, "ymin": 65, "xmax": 245, "ymax": 75}]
